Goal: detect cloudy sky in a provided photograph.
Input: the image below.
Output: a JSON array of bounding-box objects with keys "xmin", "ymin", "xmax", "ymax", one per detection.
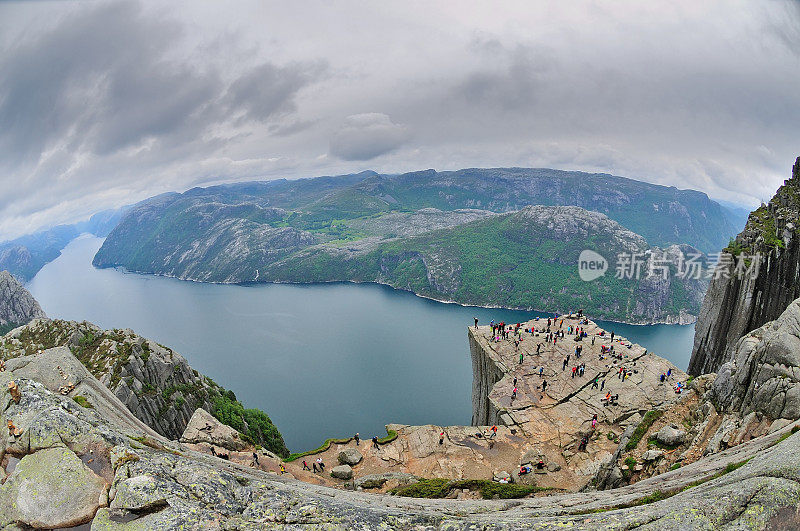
[{"xmin": 1, "ymin": 1, "xmax": 798, "ymax": 240}]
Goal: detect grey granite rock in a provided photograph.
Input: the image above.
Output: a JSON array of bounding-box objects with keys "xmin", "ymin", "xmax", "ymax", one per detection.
[
  {"xmin": 655, "ymin": 425, "xmax": 686, "ymax": 447},
  {"xmin": 712, "ymin": 297, "xmax": 800, "ymax": 421},
  {"xmin": 337, "ymin": 448, "xmax": 363, "ymax": 466},
  {"xmin": 331, "ymin": 464, "xmax": 354, "ymax": 480},
  {"xmin": 690, "ymin": 157, "xmax": 800, "ymax": 375},
  {"xmin": 0, "ymin": 270, "xmax": 45, "ymax": 327}
]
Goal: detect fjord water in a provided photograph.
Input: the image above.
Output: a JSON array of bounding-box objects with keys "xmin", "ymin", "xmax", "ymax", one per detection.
[{"xmin": 27, "ymin": 235, "xmax": 696, "ymax": 451}]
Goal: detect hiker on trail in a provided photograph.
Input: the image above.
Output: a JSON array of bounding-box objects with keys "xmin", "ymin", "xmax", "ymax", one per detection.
[
  {"xmin": 440, "ymin": 432, "xmax": 445, "ymax": 445},
  {"xmin": 591, "ymin": 414, "xmax": 598, "ymax": 429},
  {"xmin": 513, "ymin": 377, "xmax": 518, "ymax": 387},
  {"xmin": 667, "ymin": 368, "xmax": 672, "ymax": 378},
  {"xmin": 539, "ymin": 366, "xmax": 544, "ymax": 377},
  {"xmin": 591, "ymin": 377, "xmax": 599, "ymax": 389},
  {"xmin": 572, "ymin": 366, "xmax": 577, "ymax": 378},
  {"xmin": 542, "ymin": 379, "xmax": 548, "ymax": 394},
  {"xmin": 660, "ymin": 373, "xmax": 666, "ymax": 383},
  {"xmin": 303, "ymin": 460, "xmax": 311, "ymax": 471},
  {"xmin": 354, "ymin": 433, "xmax": 360, "ymax": 445},
  {"xmin": 519, "ymin": 352, "xmax": 524, "ymax": 364},
  {"xmin": 512, "ymin": 387, "xmax": 517, "ymax": 400},
  {"xmin": 490, "ymin": 425, "xmax": 498, "ymax": 438},
  {"xmin": 372, "ymin": 436, "xmax": 380, "ymax": 449},
  {"xmin": 578, "ymin": 435, "xmax": 588, "ymax": 451},
  {"xmin": 313, "ymin": 462, "xmax": 319, "ymax": 473},
  {"xmin": 317, "ymin": 458, "xmax": 325, "ymax": 471},
  {"xmin": 563, "ymin": 358, "xmax": 568, "ymax": 371},
  {"xmin": 474, "ymin": 317, "xmax": 479, "ymax": 328},
  {"xmin": 537, "ymin": 343, "xmax": 542, "ymax": 354},
  {"xmin": 280, "ymin": 464, "xmax": 286, "ymax": 475},
  {"xmin": 592, "ymin": 336, "xmax": 595, "ymax": 346},
  {"xmin": 601, "ymin": 379, "xmax": 605, "ymax": 391}
]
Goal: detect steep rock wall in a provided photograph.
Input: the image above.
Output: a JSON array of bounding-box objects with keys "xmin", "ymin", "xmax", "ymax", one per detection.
[
  {"xmin": 468, "ymin": 328, "xmax": 506, "ymax": 426},
  {"xmin": 689, "ymin": 156, "xmax": 800, "ymax": 375},
  {"xmin": 0, "ymin": 270, "xmax": 45, "ymax": 327}
]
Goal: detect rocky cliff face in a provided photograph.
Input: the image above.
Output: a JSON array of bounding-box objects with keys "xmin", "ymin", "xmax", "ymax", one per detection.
[
  {"xmin": 0, "ymin": 270, "xmax": 45, "ymax": 328},
  {"xmin": 1, "ymin": 319, "xmax": 215, "ymax": 440},
  {"xmin": 712, "ymin": 297, "xmax": 800, "ymax": 421},
  {"xmin": 689, "ymin": 157, "xmax": 800, "ymax": 375},
  {"xmin": 0, "ymin": 319, "xmax": 288, "ymax": 456}
]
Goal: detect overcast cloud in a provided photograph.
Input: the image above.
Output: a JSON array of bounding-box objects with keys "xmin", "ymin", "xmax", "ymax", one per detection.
[{"xmin": 0, "ymin": 0, "xmax": 798, "ymax": 240}]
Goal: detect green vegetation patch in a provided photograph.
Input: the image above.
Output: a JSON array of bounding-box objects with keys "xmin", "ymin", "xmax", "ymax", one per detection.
[
  {"xmin": 626, "ymin": 410, "xmax": 664, "ymax": 451},
  {"xmin": 211, "ymin": 389, "xmax": 289, "ymax": 458},
  {"xmin": 390, "ymin": 478, "xmax": 551, "ymax": 500},
  {"xmin": 72, "ymin": 395, "xmax": 93, "ymax": 408},
  {"xmin": 776, "ymin": 425, "xmax": 800, "ymax": 444},
  {"xmin": 283, "ymin": 429, "xmax": 397, "ymax": 462}
]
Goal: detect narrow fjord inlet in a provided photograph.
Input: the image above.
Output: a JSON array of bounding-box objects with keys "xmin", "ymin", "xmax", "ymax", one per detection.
[{"xmin": 27, "ymin": 235, "xmax": 695, "ymax": 450}]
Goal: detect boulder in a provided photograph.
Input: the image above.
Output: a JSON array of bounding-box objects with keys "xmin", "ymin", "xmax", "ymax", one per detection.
[
  {"xmin": 656, "ymin": 425, "xmax": 686, "ymax": 446},
  {"xmin": 547, "ymin": 462, "xmax": 561, "ymax": 472},
  {"xmin": 642, "ymin": 449, "xmax": 664, "ymax": 462},
  {"xmin": 519, "ymin": 449, "xmax": 539, "ymax": 465},
  {"xmin": 110, "ymin": 475, "xmax": 169, "ymax": 511},
  {"xmin": 338, "ymin": 448, "xmax": 363, "ymax": 466},
  {"xmin": 331, "ymin": 464, "xmax": 353, "ymax": 480},
  {"xmin": 0, "ymin": 447, "xmax": 107, "ymax": 529},
  {"xmin": 180, "ymin": 408, "xmax": 249, "ymax": 452},
  {"xmin": 355, "ymin": 472, "xmax": 420, "ymax": 489}
]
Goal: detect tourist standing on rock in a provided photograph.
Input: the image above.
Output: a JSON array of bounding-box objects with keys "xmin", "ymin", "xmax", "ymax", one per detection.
[
  {"xmin": 440, "ymin": 432, "xmax": 445, "ymax": 445},
  {"xmin": 611, "ymin": 331, "xmax": 615, "ymax": 342},
  {"xmin": 372, "ymin": 436, "xmax": 380, "ymax": 449},
  {"xmin": 542, "ymin": 379, "xmax": 548, "ymax": 394},
  {"xmin": 253, "ymin": 452, "xmax": 260, "ymax": 466},
  {"xmin": 474, "ymin": 317, "xmax": 479, "ymax": 328},
  {"xmin": 519, "ymin": 352, "xmax": 524, "ymax": 364},
  {"xmin": 512, "ymin": 387, "xmax": 517, "ymax": 400},
  {"xmin": 354, "ymin": 432, "xmax": 360, "ymax": 445},
  {"xmin": 539, "ymin": 366, "xmax": 544, "ymax": 377}
]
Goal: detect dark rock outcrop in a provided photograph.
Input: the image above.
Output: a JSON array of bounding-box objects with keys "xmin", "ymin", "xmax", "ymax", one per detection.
[
  {"xmin": 689, "ymin": 156, "xmax": 800, "ymax": 375},
  {"xmin": 0, "ymin": 270, "xmax": 45, "ymax": 328},
  {"xmin": 712, "ymin": 297, "xmax": 800, "ymax": 420}
]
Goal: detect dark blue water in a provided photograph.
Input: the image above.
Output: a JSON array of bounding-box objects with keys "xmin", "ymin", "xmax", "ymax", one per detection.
[{"xmin": 27, "ymin": 235, "xmax": 695, "ymax": 451}]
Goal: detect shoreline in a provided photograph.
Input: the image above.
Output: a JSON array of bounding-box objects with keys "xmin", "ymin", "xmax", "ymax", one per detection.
[{"xmin": 96, "ymin": 262, "xmax": 698, "ymax": 327}]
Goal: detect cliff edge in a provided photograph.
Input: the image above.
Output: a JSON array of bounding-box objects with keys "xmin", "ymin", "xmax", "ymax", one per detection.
[
  {"xmin": 689, "ymin": 156, "xmax": 800, "ymax": 375},
  {"xmin": 0, "ymin": 270, "xmax": 45, "ymax": 331}
]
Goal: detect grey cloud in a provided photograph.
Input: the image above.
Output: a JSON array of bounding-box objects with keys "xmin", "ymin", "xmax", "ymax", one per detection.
[
  {"xmin": 1, "ymin": 1, "xmax": 798, "ymax": 239},
  {"xmin": 0, "ymin": 0, "xmax": 326, "ymax": 238},
  {"xmin": 329, "ymin": 113, "xmax": 409, "ymax": 161}
]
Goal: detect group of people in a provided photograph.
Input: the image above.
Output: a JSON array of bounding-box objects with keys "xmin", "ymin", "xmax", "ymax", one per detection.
[{"xmin": 299, "ymin": 457, "xmax": 327, "ymax": 473}]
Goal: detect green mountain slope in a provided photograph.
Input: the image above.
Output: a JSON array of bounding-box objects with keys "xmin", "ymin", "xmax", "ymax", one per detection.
[{"xmin": 260, "ymin": 206, "xmax": 706, "ymax": 323}]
